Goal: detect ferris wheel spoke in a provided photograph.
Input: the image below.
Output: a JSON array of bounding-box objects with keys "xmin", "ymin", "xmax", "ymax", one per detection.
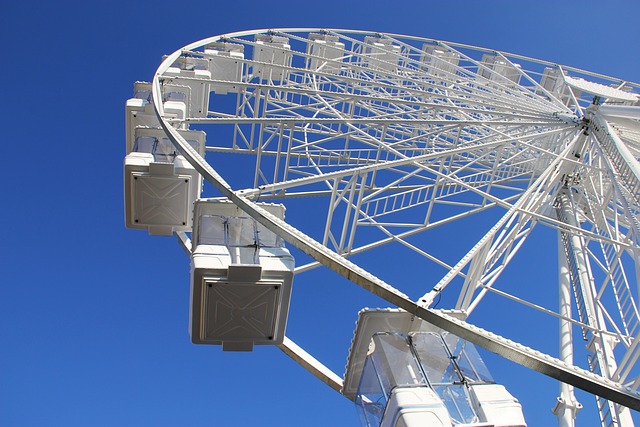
[{"xmin": 420, "ymin": 135, "xmax": 581, "ymax": 305}]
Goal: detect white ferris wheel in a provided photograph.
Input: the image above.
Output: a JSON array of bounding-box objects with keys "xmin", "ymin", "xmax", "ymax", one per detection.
[{"xmin": 124, "ymin": 28, "xmax": 640, "ymax": 426}]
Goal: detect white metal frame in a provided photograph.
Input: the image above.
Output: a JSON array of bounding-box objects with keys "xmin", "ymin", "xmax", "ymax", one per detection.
[{"xmin": 129, "ymin": 28, "xmax": 640, "ymax": 426}]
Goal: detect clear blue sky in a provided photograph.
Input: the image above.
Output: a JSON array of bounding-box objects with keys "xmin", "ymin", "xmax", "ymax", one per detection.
[{"xmin": 2, "ymin": 1, "xmax": 639, "ymax": 426}]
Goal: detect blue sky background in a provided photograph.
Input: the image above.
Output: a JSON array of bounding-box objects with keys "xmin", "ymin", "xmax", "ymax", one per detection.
[{"xmin": 2, "ymin": 1, "xmax": 640, "ymax": 426}]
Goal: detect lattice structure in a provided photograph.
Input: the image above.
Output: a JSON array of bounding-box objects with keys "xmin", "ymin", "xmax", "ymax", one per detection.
[{"xmin": 125, "ymin": 29, "xmax": 640, "ymax": 426}]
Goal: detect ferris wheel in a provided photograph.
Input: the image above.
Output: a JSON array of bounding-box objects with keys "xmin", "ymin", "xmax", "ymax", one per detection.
[{"xmin": 124, "ymin": 28, "xmax": 640, "ymax": 426}]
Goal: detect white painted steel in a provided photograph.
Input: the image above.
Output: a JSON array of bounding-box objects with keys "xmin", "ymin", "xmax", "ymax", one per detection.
[
  {"xmin": 278, "ymin": 337, "xmax": 344, "ymax": 394},
  {"xmin": 130, "ymin": 29, "xmax": 640, "ymax": 425},
  {"xmin": 553, "ymin": 233, "xmax": 582, "ymax": 427}
]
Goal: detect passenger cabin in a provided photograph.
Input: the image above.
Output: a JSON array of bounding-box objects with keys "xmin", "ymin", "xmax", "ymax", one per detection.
[
  {"xmin": 306, "ymin": 33, "xmax": 345, "ymax": 74},
  {"xmin": 164, "ymin": 56, "xmax": 211, "ymax": 117},
  {"xmin": 420, "ymin": 43, "xmax": 460, "ymax": 79},
  {"xmin": 540, "ymin": 67, "xmax": 567, "ymax": 96},
  {"xmin": 362, "ymin": 35, "xmax": 401, "ymax": 74},
  {"xmin": 345, "ymin": 309, "xmax": 527, "ymax": 427},
  {"xmin": 124, "ymin": 127, "xmax": 205, "ymax": 235},
  {"xmin": 538, "ymin": 67, "xmax": 577, "ymax": 106},
  {"xmin": 189, "ymin": 199, "xmax": 294, "ymax": 351},
  {"xmin": 125, "ymin": 82, "xmax": 189, "ymax": 154},
  {"xmin": 478, "ymin": 54, "xmax": 522, "ymax": 86},
  {"xmin": 252, "ymin": 34, "xmax": 292, "ymax": 82},
  {"xmin": 205, "ymin": 42, "xmax": 245, "ymax": 94}
]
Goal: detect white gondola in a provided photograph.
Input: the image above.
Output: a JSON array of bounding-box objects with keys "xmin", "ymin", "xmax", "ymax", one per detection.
[
  {"xmin": 252, "ymin": 34, "xmax": 292, "ymax": 82},
  {"xmin": 540, "ymin": 67, "xmax": 567, "ymax": 96},
  {"xmin": 362, "ymin": 35, "xmax": 401, "ymax": 73},
  {"xmin": 538, "ymin": 66, "xmax": 579, "ymax": 107},
  {"xmin": 164, "ymin": 56, "xmax": 211, "ymax": 117},
  {"xmin": 189, "ymin": 199, "xmax": 294, "ymax": 351},
  {"xmin": 306, "ymin": 33, "xmax": 344, "ymax": 74},
  {"xmin": 346, "ymin": 309, "xmax": 526, "ymax": 427},
  {"xmin": 204, "ymin": 42, "xmax": 244, "ymax": 94},
  {"xmin": 124, "ymin": 127, "xmax": 205, "ymax": 235},
  {"xmin": 478, "ymin": 54, "xmax": 522, "ymax": 85},
  {"xmin": 124, "ymin": 81, "xmax": 190, "ymax": 154},
  {"xmin": 420, "ymin": 43, "xmax": 460, "ymax": 79}
]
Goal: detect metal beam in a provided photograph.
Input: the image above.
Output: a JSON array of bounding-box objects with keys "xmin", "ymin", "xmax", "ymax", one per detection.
[{"xmin": 278, "ymin": 336, "xmax": 345, "ymax": 396}]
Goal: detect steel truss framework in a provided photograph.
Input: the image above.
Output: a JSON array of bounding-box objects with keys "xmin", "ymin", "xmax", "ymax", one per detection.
[{"xmin": 139, "ymin": 29, "xmax": 640, "ymax": 426}]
